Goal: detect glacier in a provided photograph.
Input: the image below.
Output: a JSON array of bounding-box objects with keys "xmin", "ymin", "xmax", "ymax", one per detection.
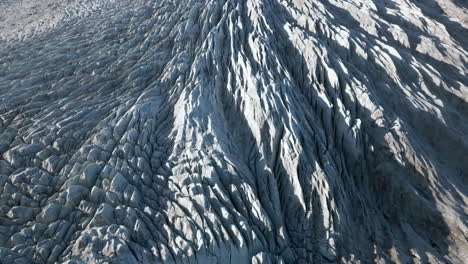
[{"xmin": 0, "ymin": 0, "xmax": 467, "ymax": 263}]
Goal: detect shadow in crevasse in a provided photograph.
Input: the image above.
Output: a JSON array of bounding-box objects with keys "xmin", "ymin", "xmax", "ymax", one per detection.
[
  {"xmin": 372, "ymin": 0, "xmax": 468, "ymax": 92},
  {"xmin": 451, "ymin": 0, "xmax": 467, "ymax": 10},
  {"xmin": 316, "ymin": 0, "xmax": 468, "ymax": 193},
  {"xmin": 376, "ymin": 0, "xmax": 467, "ymax": 51},
  {"xmin": 255, "ymin": 0, "xmax": 465, "ymax": 263},
  {"xmin": 410, "ymin": 0, "xmax": 468, "ymax": 51},
  {"xmin": 212, "ymin": 1, "xmax": 305, "ymax": 262}
]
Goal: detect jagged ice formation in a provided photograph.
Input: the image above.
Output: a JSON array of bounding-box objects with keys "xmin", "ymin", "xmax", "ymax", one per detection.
[{"xmin": 0, "ymin": 0, "xmax": 467, "ymax": 263}]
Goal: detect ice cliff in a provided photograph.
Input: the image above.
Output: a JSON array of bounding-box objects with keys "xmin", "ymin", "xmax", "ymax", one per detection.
[{"xmin": 0, "ymin": 0, "xmax": 467, "ymax": 263}]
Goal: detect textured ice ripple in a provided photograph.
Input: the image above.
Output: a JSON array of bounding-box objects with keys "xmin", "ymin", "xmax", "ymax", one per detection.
[{"xmin": 0, "ymin": 0, "xmax": 467, "ymax": 263}]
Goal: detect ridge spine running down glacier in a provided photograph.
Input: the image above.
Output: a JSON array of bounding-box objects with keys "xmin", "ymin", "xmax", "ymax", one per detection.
[{"xmin": 0, "ymin": 0, "xmax": 467, "ymax": 263}]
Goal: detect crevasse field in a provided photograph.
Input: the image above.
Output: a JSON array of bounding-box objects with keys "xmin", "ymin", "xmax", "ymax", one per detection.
[{"xmin": 0, "ymin": 0, "xmax": 467, "ymax": 263}]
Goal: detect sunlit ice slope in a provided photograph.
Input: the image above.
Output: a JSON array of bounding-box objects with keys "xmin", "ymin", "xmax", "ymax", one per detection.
[{"xmin": 0, "ymin": 0, "xmax": 467, "ymax": 263}]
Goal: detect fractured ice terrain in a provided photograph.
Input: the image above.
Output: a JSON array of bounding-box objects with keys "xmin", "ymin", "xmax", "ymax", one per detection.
[{"xmin": 0, "ymin": 0, "xmax": 467, "ymax": 263}]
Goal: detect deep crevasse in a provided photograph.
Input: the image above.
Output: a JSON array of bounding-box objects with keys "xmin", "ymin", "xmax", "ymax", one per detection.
[{"xmin": 0, "ymin": 0, "xmax": 466, "ymax": 263}]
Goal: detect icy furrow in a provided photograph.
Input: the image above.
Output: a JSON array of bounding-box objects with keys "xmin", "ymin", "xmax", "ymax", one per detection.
[{"xmin": 0, "ymin": 0, "xmax": 467, "ymax": 263}]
